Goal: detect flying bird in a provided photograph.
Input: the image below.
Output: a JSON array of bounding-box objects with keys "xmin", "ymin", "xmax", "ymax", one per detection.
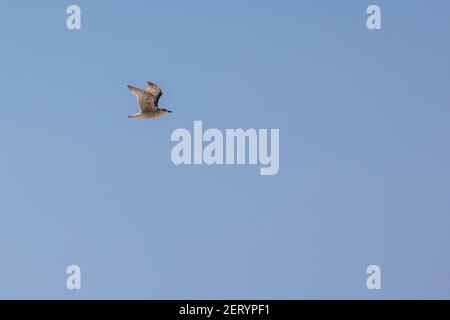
[{"xmin": 127, "ymin": 81, "xmax": 172, "ymax": 119}]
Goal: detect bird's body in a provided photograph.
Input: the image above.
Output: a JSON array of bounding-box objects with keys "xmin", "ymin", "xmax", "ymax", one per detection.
[
  {"xmin": 127, "ymin": 81, "xmax": 172, "ymax": 119},
  {"xmin": 128, "ymin": 109, "xmax": 168, "ymax": 119}
]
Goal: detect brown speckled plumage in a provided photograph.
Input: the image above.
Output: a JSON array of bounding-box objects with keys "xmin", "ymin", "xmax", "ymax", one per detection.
[{"xmin": 127, "ymin": 81, "xmax": 172, "ymax": 119}]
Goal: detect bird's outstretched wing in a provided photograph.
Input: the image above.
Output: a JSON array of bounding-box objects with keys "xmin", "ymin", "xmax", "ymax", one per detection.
[
  {"xmin": 128, "ymin": 85, "xmax": 157, "ymax": 112},
  {"xmin": 146, "ymin": 81, "xmax": 162, "ymax": 104}
]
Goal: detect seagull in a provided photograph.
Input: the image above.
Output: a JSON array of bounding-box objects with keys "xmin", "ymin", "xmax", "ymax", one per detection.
[{"xmin": 127, "ymin": 81, "xmax": 172, "ymax": 119}]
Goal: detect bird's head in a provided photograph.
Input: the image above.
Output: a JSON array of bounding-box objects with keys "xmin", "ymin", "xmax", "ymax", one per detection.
[{"xmin": 161, "ymin": 108, "xmax": 172, "ymax": 113}]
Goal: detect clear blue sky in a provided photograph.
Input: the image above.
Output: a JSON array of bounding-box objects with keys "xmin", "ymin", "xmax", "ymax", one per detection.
[{"xmin": 0, "ymin": 0, "xmax": 449, "ymax": 299}]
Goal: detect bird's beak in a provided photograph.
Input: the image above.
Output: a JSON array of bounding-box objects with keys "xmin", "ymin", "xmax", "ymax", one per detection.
[{"xmin": 167, "ymin": 110, "xmax": 173, "ymax": 113}]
